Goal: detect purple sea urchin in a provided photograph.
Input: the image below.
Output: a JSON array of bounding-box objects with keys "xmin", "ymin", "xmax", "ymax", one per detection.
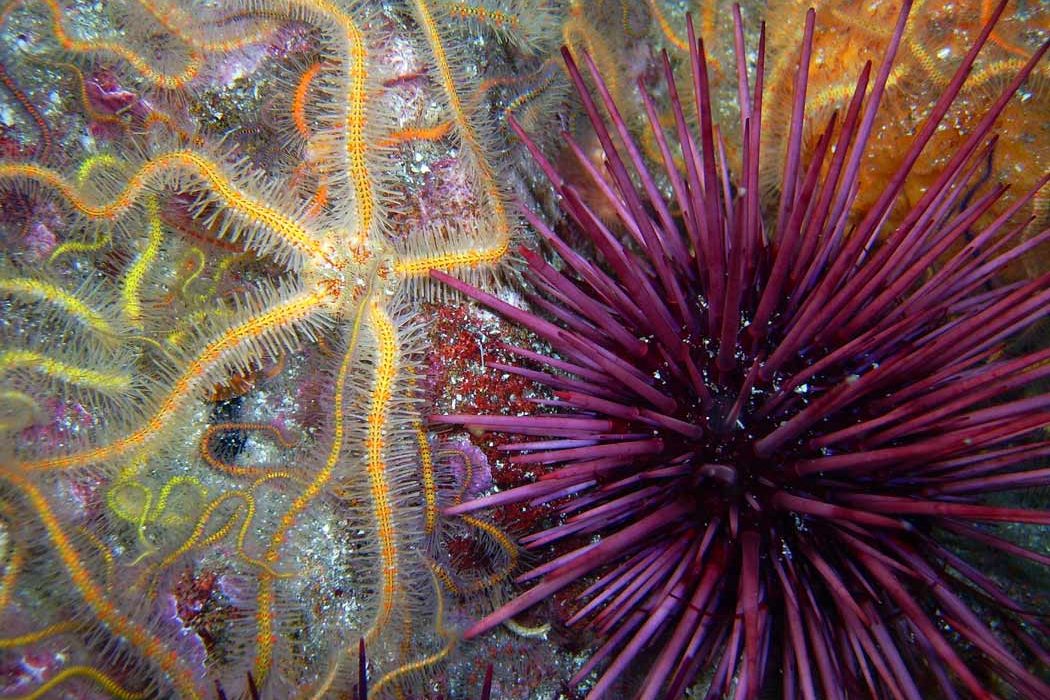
[{"xmin": 431, "ymin": 1, "xmax": 1050, "ymax": 698}]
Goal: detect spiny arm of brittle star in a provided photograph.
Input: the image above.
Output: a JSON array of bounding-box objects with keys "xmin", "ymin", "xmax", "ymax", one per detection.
[
  {"xmin": 141, "ymin": 492, "xmax": 244, "ymax": 586},
  {"xmin": 0, "ymin": 536, "xmax": 23, "ymax": 611},
  {"xmin": 415, "ymin": 421, "xmax": 437, "ymax": 536},
  {"xmin": 0, "ymin": 620, "xmax": 79, "ymax": 649},
  {"xmin": 393, "ymin": 244, "xmax": 510, "ymax": 276},
  {"xmin": 431, "ymin": 514, "xmax": 517, "ymax": 594},
  {"xmin": 501, "ymin": 62, "xmax": 559, "ymax": 130},
  {"xmin": 146, "ymin": 476, "xmax": 206, "ymax": 529},
  {"xmin": 367, "ymin": 569, "xmax": 451, "ymax": 700},
  {"xmin": 466, "ymin": 58, "xmax": 558, "ymax": 126},
  {"xmin": 76, "ymin": 153, "xmax": 124, "ymax": 185},
  {"xmin": 16, "ymin": 288, "xmax": 331, "ymax": 471},
  {"xmin": 562, "ymin": 9, "xmax": 626, "ymax": 102},
  {"xmin": 0, "ymin": 349, "xmax": 132, "ymax": 392},
  {"xmin": 8, "ymin": 665, "xmax": 149, "ymax": 700},
  {"xmin": 179, "ymin": 247, "xmax": 206, "ymax": 297},
  {"xmin": 30, "ymin": 57, "xmax": 128, "ymax": 132},
  {"xmin": 235, "ymin": 473, "xmax": 301, "ymax": 577},
  {"xmin": 362, "ymin": 301, "xmax": 403, "ymax": 643},
  {"xmin": 200, "ymin": 422, "xmax": 300, "ymax": 477},
  {"xmin": 106, "ymin": 481, "xmax": 155, "ymax": 553},
  {"xmin": 289, "ymin": 61, "xmax": 333, "ymax": 218},
  {"xmin": 457, "ymin": 514, "xmax": 518, "ymax": 590},
  {"xmin": 442, "ymin": 1, "xmax": 520, "ymax": 32},
  {"xmin": 503, "ymin": 616, "xmax": 551, "ymax": 638},
  {"xmin": 981, "ymin": 0, "xmax": 1042, "ymax": 58},
  {"xmin": 123, "ymin": 195, "xmax": 163, "ymax": 327},
  {"xmin": 0, "ymin": 471, "xmax": 204, "ymax": 699},
  {"xmin": 253, "ymin": 291, "xmax": 370, "ymax": 682},
  {"xmin": 34, "ymin": 0, "xmax": 200, "ymax": 89},
  {"xmin": 77, "ymin": 525, "xmax": 116, "ymax": 588},
  {"xmin": 617, "ymin": 0, "xmax": 646, "ymax": 41},
  {"xmin": 295, "ymin": 0, "xmax": 375, "ymax": 240},
  {"xmin": 805, "ymin": 63, "xmax": 906, "ymax": 116},
  {"xmin": 398, "ymin": 587, "xmax": 414, "ymax": 660},
  {"xmin": 378, "ymin": 121, "xmax": 452, "ymax": 147},
  {"xmin": 904, "ymin": 0, "xmax": 955, "ymax": 86},
  {"xmin": 908, "ymin": 32, "xmax": 952, "ymax": 85},
  {"xmin": 0, "ymin": 277, "xmax": 114, "ymax": 336},
  {"xmin": 437, "ymin": 446, "xmax": 473, "ymax": 506},
  {"xmin": 367, "ymin": 636, "xmax": 455, "ymax": 699},
  {"xmin": 411, "ymin": 0, "xmax": 511, "ymax": 266},
  {"xmin": 0, "ymin": 152, "xmax": 329, "ymax": 264},
  {"xmin": 292, "ymin": 60, "xmax": 324, "ymax": 140},
  {"xmin": 0, "ymin": 59, "xmax": 52, "ymax": 160},
  {"xmin": 134, "ymin": 0, "xmax": 276, "ymax": 53},
  {"xmin": 141, "ymin": 472, "xmax": 293, "ymax": 590},
  {"xmin": 469, "ymin": 71, "xmax": 535, "ymax": 109},
  {"xmin": 258, "ymin": 300, "xmax": 402, "ymax": 681},
  {"xmin": 47, "ymin": 229, "xmax": 110, "ymax": 263},
  {"xmin": 142, "ymin": 110, "xmax": 206, "ymax": 146},
  {"xmin": 646, "ymin": 0, "xmax": 688, "ymax": 51}
]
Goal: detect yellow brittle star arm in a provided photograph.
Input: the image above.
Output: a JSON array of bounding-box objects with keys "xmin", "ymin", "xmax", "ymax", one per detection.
[
  {"xmin": 362, "ymin": 301, "xmax": 401, "ymax": 641},
  {"xmin": 0, "ymin": 349, "xmax": 131, "ymax": 392},
  {"xmin": 367, "ymin": 638, "xmax": 455, "ymax": 699},
  {"xmin": 0, "ymin": 277, "xmax": 113, "ymax": 336},
  {"xmin": 503, "ymin": 616, "xmax": 551, "ymax": 637},
  {"xmin": 123, "ymin": 195, "xmax": 163, "ymax": 327},
  {"xmin": 0, "ymin": 152, "xmax": 328, "ymax": 264},
  {"xmin": 416, "ymin": 421, "xmax": 437, "ymax": 536},
  {"xmin": 7, "ymin": 665, "xmax": 147, "ymax": 700},
  {"xmin": 151, "ymin": 475, "xmax": 207, "ymax": 526},
  {"xmin": 77, "ymin": 526, "xmax": 116, "ymax": 587},
  {"xmin": 367, "ymin": 569, "xmax": 451, "ymax": 699},
  {"xmin": 393, "ymin": 244, "xmax": 511, "ymax": 276},
  {"xmin": 253, "ymin": 291, "xmax": 369, "ymax": 682},
  {"xmin": 457, "ymin": 513, "xmax": 517, "ymax": 590},
  {"xmin": 134, "ymin": 0, "xmax": 276, "ymax": 53},
  {"xmin": 404, "ymin": 0, "xmax": 511, "ymax": 275},
  {"xmin": 443, "ymin": 1, "xmax": 520, "ymax": 32},
  {"xmin": 16, "ymin": 287, "xmax": 330, "ymax": 471},
  {"xmin": 37, "ymin": 0, "xmax": 200, "ymax": 89},
  {"xmin": 47, "ymin": 230, "xmax": 110, "ymax": 263},
  {"xmin": 144, "ymin": 491, "xmax": 246, "ymax": 581},
  {"xmin": 0, "ymin": 620, "xmax": 79, "ymax": 648},
  {"xmin": 299, "ymin": 1, "xmax": 375, "ymax": 242},
  {"xmin": 1, "ymin": 471, "xmax": 203, "ymax": 698},
  {"xmin": 140, "ymin": 471, "xmax": 289, "ymax": 591}
]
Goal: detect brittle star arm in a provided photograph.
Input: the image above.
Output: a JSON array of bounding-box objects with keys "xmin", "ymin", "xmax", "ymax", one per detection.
[
  {"xmin": 0, "ymin": 153, "xmax": 333, "ymax": 267},
  {"xmin": 14, "ymin": 286, "xmax": 333, "ymax": 472},
  {"xmin": 393, "ymin": 0, "xmax": 512, "ymax": 277},
  {"xmin": 252, "ymin": 290, "xmax": 371, "ymax": 681},
  {"xmin": 0, "ymin": 471, "xmax": 206, "ymax": 698}
]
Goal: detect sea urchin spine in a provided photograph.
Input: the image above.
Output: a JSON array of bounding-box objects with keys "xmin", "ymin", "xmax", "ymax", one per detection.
[{"xmin": 431, "ymin": 0, "xmax": 1050, "ymax": 698}]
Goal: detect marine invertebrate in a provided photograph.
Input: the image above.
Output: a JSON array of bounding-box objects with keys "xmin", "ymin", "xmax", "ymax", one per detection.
[
  {"xmin": 761, "ymin": 0, "xmax": 1048, "ymax": 275},
  {"xmin": 434, "ymin": 1, "xmax": 1050, "ymax": 697},
  {"xmin": 0, "ymin": 0, "xmax": 562, "ymax": 696}
]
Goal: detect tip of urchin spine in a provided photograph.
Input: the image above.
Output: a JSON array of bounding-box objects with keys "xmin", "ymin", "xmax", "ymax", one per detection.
[{"xmin": 463, "ymin": 604, "xmax": 518, "ymax": 641}]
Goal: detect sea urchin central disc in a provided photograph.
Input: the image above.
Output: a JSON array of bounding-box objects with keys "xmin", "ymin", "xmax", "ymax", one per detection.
[{"xmin": 431, "ymin": 1, "xmax": 1050, "ymax": 698}]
